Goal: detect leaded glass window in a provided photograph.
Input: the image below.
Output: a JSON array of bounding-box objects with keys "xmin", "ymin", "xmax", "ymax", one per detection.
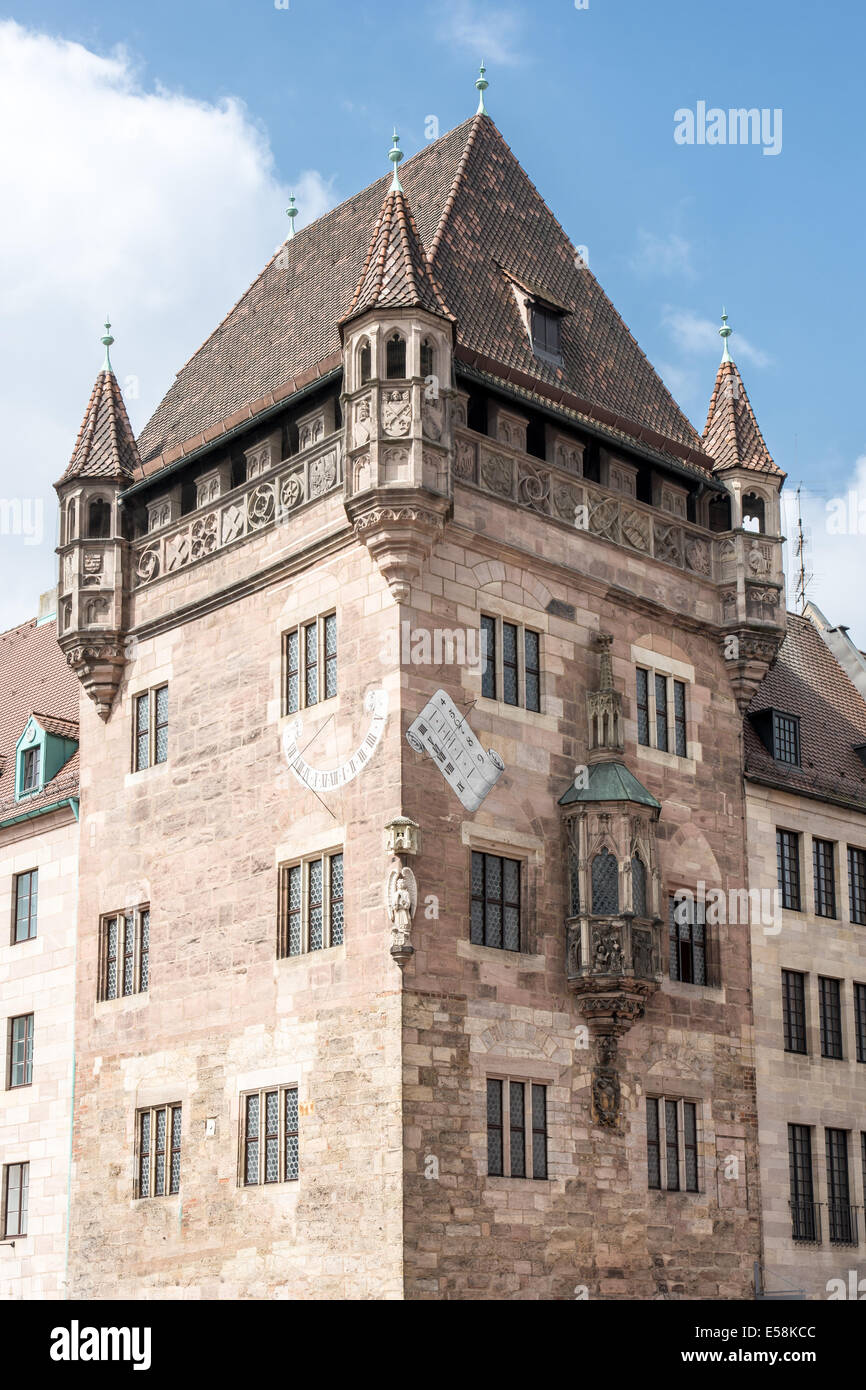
[
  {"xmin": 683, "ymin": 1102, "xmax": 698, "ymax": 1192},
  {"xmin": 13, "ymin": 870, "xmax": 37, "ymax": 943},
  {"xmin": 359, "ymin": 339, "xmax": 372, "ymax": 384},
  {"xmin": 669, "ymin": 896, "xmax": 707, "ymax": 986},
  {"xmin": 240, "ymin": 1086, "xmax": 299, "ymax": 1186},
  {"xmin": 420, "ymin": 339, "xmax": 435, "ymax": 380},
  {"xmin": 654, "ymin": 674, "xmax": 668, "ymax": 752},
  {"xmin": 278, "ymin": 851, "xmax": 344, "ymax": 957},
  {"xmin": 134, "ymin": 686, "xmax": 168, "ymax": 770},
  {"xmin": 284, "ymin": 614, "xmax": 338, "ymax": 713},
  {"xmin": 819, "ymin": 976, "xmax": 843, "ymax": 1059},
  {"xmin": 631, "ymin": 856, "xmax": 647, "ymax": 917},
  {"xmin": 137, "ymin": 1104, "xmax": 181, "ymax": 1199},
  {"xmin": 674, "ymin": 680, "xmax": 687, "ymax": 757},
  {"xmin": 665, "ymin": 1099, "xmax": 679, "ymax": 1191},
  {"xmin": 479, "ymin": 614, "xmax": 541, "ymax": 710},
  {"xmin": 636, "ymin": 668, "xmax": 650, "ymax": 747},
  {"xmin": 100, "ymin": 906, "xmax": 149, "ymax": 1000},
  {"xmin": 486, "ymin": 1077, "xmax": 548, "ymax": 1180},
  {"xmin": 647, "ymin": 1096, "xmax": 699, "ymax": 1192},
  {"xmin": 646, "ymin": 1098, "xmax": 661, "ymax": 1189},
  {"xmin": 591, "ymin": 848, "xmax": 618, "ymax": 915},
  {"xmin": 636, "ymin": 667, "xmax": 690, "ymax": 757},
  {"xmin": 470, "ymin": 851, "xmax": 521, "ymax": 951},
  {"xmin": 386, "ymin": 332, "xmax": 406, "ymax": 378}
]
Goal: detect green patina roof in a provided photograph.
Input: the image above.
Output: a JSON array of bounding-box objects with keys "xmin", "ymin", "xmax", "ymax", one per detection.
[{"xmin": 558, "ymin": 760, "xmax": 660, "ymax": 809}]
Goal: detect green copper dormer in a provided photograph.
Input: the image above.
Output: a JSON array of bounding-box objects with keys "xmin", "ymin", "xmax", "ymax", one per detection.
[
  {"xmin": 15, "ymin": 714, "xmax": 79, "ymax": 802},
  {"xmin": 558, "ymin": 760, "xmax": 660, "ymax": 809}
]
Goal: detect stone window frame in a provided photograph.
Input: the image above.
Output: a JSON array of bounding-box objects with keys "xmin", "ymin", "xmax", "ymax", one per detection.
[
  {"xmin": 788, "ymin": 1123, "xmax": 818, "ymax": 1242},
  {"xmin": 135, "ymin": 1103, "xmax": 182, "ymax": 1200},
  {"xmin": 631, "ymin": 644, "xmax": 695, "ymax": 766},
  {"xmin": 781, "ymin": 968, "xmax": 809, "ymax": 1055},
  {"xmin": 854, "ymin": 982, "xmax": 866, "ymax": 1064},
  {"xmin": 132, "ymin": 684, "xmax": 168, "ymax": 773},
  {"xmin": 847, "ymin": 845, "xmax": 866, "ymax": 926},
  {"xmin": 824, "ymin": 1127, "xmax": 857, "ymax": 1246},
  {"xmin": 646, "ymin": 1095, "xmax": 700, "ymax": 1193},
  {"xmin": 98, "ymin": 905, "xmax": 150, "ymax": 1002},
  {"xmin": 11, "ymin": 869, "xmax": 38, "ymax": 944},
  {"xmin": 282, "ymin": 611, "xmax": 338, "ymax": 716},
  {"xmin": 668, "ymin": 893, "xmax": 715, "ymax": 988},
  {"xmin": 237, "ymin": 1084, "xmax": 299, "ymax": 1188},
  {"xmin": 2, "ymin": 1161, "xmax": 28, "ymax": 1239},
  {"xmin": 277, "ymin": 848, "xmax": 344, "ymax": 959},
  {"xmin": 479, "ymin": 612, "xmax": 542, "ymax": 713},
  {"xmin": 776, "ymin": 827, "xmax": 802, "ymax": 911},
  {"xmin": 486, "ymin": 1075, "xmax": 548, "ymax": 1181},
  {"xmin": 635, "ymin": 666, "xmax": 688, "ymax": 757},
  {"xmin": 6, "ymin": 1013, "xmax": 33, "ymax": 1089},
  {"xmin": 818, "ymin": 975, "xmax": 844, "ymax": 1060},
  {"xmin": 470, "ymin": 850, "xmax": 522, "ymax": 952},
  {"xmin": 461, "ymin": 823, "xmax": 543, "ymax": 959},
  {"xmin": 812, "ymin": 837, "xmax": 838, "ymax": 919}
]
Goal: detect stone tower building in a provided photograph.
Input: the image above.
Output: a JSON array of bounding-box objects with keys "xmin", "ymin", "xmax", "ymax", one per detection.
[{"xmin": 55, "ymin": 103, "xmax": 789, "ymax": 1299}]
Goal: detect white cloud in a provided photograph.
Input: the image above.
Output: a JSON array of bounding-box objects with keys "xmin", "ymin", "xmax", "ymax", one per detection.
[
  {"xmin": 782, "ymin": 455, "xmax": 866, "ymax": 649},
  {"xmin": 629, "ymin": 231, "xmax": 695, "ymax": 279},
  {"xmin": 0, "ymin": 20, "xmax": 334, "ymax": 630},
  {"xmin": 661, "ymin": 307, "xmax": 771, "ymax": 368},
  {"xmin": 435, "ymin": 1, "xmax": 527, "ymax": 67},
  {"xmin": 661, "ymin": 307, "xmax": 772, "ymax": 368}
]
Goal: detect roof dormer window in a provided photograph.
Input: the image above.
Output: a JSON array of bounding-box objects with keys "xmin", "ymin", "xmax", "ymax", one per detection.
[
  {"xmin": 751, "ymin": 708, "xmax": 801, "ymax": 767},
  {"xmin": 21, "ymin": 746, "xmax": 41, "ymax": 794},
  {"xmin": 530, "ymin": 303, "xmax": 562, "ymax": 363}
]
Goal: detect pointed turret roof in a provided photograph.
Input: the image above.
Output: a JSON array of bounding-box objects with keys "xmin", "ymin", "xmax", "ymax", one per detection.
[
  {"xmin": 702, "ymin": 318, "xmax": 783, "ymax": 477},
  {"xmin": 59, "ymin": 364, "xmax": 141, "ymax": 485},
  {"xmin": 342, "ymin": 183, "xmax": 453, "ymax": 328}
]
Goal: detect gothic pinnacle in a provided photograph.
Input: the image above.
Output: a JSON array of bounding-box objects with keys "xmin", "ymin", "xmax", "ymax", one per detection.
[
  {"xmin": 286, "ymin": 193, "xmax": 297, "ymax": 240},
  {"xmin": 719, "ymin": 307, "xmax": 733, "ymax": 364},
  {"xmin": 475, "ymin": 60, "xmax": 489, "ymax": 115},
  {"xmin": 389, "ymin": 129, "xmax": 404, "ymax": 192},
  {"xmin": 101, "ymin": 316, "xmax": 114, "ymax": 373}
]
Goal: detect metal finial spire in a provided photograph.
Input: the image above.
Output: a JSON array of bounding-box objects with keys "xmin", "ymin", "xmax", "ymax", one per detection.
[
  {"xmin": 388, "ymin": 129, "xmax": 404, "ymax": 192},
  {"xmin": 719, "ymin": 307, "xmax": 733, "ymax": 363},
  {"xmin": 100, "ymin": 316, "xmax": 114, "ymax": 373},
  {"xmin": 286, "ymin": 193, "xmax": 297, "ymax": 240},
  {"xmin": 475, "ymin": 60, "xmax": 489, "ymax": 114}
]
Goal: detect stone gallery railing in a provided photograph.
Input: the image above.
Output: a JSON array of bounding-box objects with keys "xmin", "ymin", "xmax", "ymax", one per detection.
[
  {"xmin": 134, "ymin": 435, "xmax": 343, "ymax": 588},
  {"xmin": 454, "ymin": 428, "xmax": 717, "ymax": 581}
]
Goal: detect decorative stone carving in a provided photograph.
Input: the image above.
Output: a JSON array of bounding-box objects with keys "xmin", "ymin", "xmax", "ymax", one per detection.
[
  {"xmin": 280, "ymin": 475, "xmax": 303, "ymax": 511},
  {"xmin": 517, "ymin": 462, "xmax": 550, "ymax": 513},
  {"xmin": 382, "ymin": 447, "xmax": 409, "ymax": 484},
  {"xmin": 296, "ymin": 400, "xmax": 335, "ymax": 453},
  {"xmin": 195, "ymin": 464, "xmax": 231, "ymax": 510},
  {"xmin": 592, "ymin": 1068, "xmax": 621, "ymax": 1128},
  {"xmin": 488, "ymin": 403, "xmax": 528, "ymax": 452},
  {"xmin": 554, "ymin": 441, "xmax": 584, "ymax": 474},
  {"xmin": 384, "ymin": 816, "xmax": 420, "ymax": 856},
  {"xmin": 685, "ymin": 538, "xmax": 710, "ymax": 575},
  {"xmin": 591, "ymin": 926, "xmax": 623, "ymax": 975},
  {"xmin": 653, "ymin": 522, "xmax": 682, "ymax": 567},
  {"xmin": 64, "ymin": 641, "xmax": 126, "ymax": 722},
  {"xmin": 350, "ymin": 500, "xmax": 448, "ymax": 603},
  {"xmin": 84, "ymin": 596, "xmax": 110, "ymax": 625},
  {"xmin": 310, "ymin": 450, "xmax": 337, "ymax": 497},
  {"xmin": 191, "ymin": 513, "xmax": 218, "ymax": 559},
  {"xmin": 606, "ymin": 456, "xmax": 638, "ymax": 499},
  {"xmin": 553, "ymin": 482, "xmax": 581, "ymax": 523},
  {"xmin": 386, "ymin": 866, "xmax": 417, "ymax": 961},
  {"xmin": 422, "ymin": 398, "xmax": 443, "ymax": 441},
  {"xmin": 621, "ymin": 509, "xmax": 650, "ymax": 552},
  {"xmin": 747, "ymin": 541, "xmax": 772, "ymax": 576},
  {"xmin": 654, "ymin": 478, "xmax": 689, "ymax": 519},
  {"xmin": 382, "ymin": 389, "xmax": 411, "ymax": 437},
  {"xmin": 248, "ymin": 483, "xmax": 276, "ymax": 529},
  {"xmin": 146, "ymin": 496, "xmax": 180, "ymax": 533},
  {"xmin": 244, "ymin": 431, "xmax": 282, "ymax": 480},
  {"xmin": 422, "ymin": 450, "xmax": 447, "ymax": 494},
  {"xmin": 353, "ymin": 454, "xmax": 372, "ymax": 493},
  {"xmin": 455, "ymin": 439, "xmax": 476, "ymax": 481},
  {"xmin": 589, "ymin": 497, "xmax": 619, "ymax": 542},
  {"xmin": 480, "ymin": 452, "xmax": 513, "ymax": 496},
  {"xmin": 353, "ymin": 396, "xmax": 373, "ymax": 447}
]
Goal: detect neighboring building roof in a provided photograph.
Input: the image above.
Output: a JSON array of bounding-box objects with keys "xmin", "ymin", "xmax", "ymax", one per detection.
[
  {"xmin": 745, "ymin": 611, "xmax": 866, "ymax": 810},
  {"xmin": 343, "ymin": 186, "xmax": 452, "ymax": 325},
  {"xmin": 0, "ymin": 616, "xmax": 80, "ymax": 822},
  {"xmin": 703, "ymin": 357, "xmax": 783, "ymax": 477},
  {"xmin": 559, "ymin": 760, "xmax": 661, "ymax": 809},
  {"xmin": 60, "ymin": 367, "xmax": 141, "ymax": 484},
  {"xmin": 135, "ymin": 113, "xmax": 708, "ymax": 475},
  {"xmin": 804, "ymin": 601, "xmax": 866, "ymax": 702}
]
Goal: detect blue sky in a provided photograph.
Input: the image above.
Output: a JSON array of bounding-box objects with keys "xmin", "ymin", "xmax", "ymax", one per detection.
[{"xmin": 1, "ymin": 0, "xmax": 864, "ymax": 636}]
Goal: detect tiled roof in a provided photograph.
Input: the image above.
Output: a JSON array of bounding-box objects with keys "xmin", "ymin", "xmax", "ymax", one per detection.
[
  {"xmin": 60, "ymin": 368, "xmax": 141, "ymax": 484},
  {"xmin": 0, "ymin": 617, "xmax": 80, "ymax": 821},
  {"xmin": 703, "ymin": 358, "xmax": 783, "ymax": 477},
  {"xmin": 745, "ymin": 612, "xmax": 866, "ymax": 809},
  {"xmin": 135, "ymin": 114, "xmax": 708, "ymax": 474},
  {"xmin": 343, "ymin": 187, "xmax": 453, "ymax": 324}
]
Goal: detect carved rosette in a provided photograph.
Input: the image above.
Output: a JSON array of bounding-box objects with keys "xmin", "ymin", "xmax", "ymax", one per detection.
[{"xmin": 348, "ymin": 490, "xmax": 449, "ymax": 603}]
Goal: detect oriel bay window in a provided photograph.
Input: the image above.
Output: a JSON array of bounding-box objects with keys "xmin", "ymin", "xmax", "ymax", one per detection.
[
  {"xmin": 240, "ymin": 1086, "xmax": 299, "ymax": 1186},
  {"xmin": 278, "ymin": 851, "xmax": 344, "ymax": 957},
  {"xmin": 486, "ymin": 1078, "xmax": 548, "ymax": 1179},
  {"xmin": 136, "ymin": 1104, "xmax": 181, "ymax": 1198},
  {"xmin": 646, "ymin": 1097, "xmax": 699, "ymax": 1192},
  {"xmin": 284, "ymin": 613, "xmax": 337, "ymax": 714},
  {"xmin": 480, "ymin": 615, "xmax": 541, "ymax": 712},
  {"xmin": 99, "ymin": 907, "xmax": 149, "ymax": 1000}
]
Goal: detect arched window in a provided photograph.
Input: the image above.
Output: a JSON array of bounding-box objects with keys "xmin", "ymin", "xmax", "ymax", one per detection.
[
  {"xmin": 64, "ymin": 499, "xmax": 77, "ymax": 543},
  {"xmin": 742, "ymin": 492, "xmax": 765, "ymax": 533},
  {"xmin": 591, "ymin": 848, "xmax": 619, "ymax": 915},
  {"xmin": 87, "ymin": 498, "xmax": 111, "ymax": 538},
  {"xmin": 359, "ymin": 339, "xmax": 372, "ymax": 385},
  {"xmin": 631, "ymin": 856, "xmax": 647, "ymax": 917},
  {"xmin": 386, "ymin": 332, "xmax": 406, "ymax": 379},
  {"xmin": 420, "ymin": 338, "xmax": 435, "ymax": 380}
]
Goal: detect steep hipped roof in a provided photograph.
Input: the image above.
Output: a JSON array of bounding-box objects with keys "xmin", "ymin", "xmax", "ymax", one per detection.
[
  {"xmin": 60, "ymin": 367, "xmax": 141, "ymax": 484},
  {"xmin": 745, "ymin": 612, "xmax": 866, "ymax": 810},
  {"xmin": 343, "ymin": 186, "xmax": 452, "ymax": 325},
  {"xmin": 0, "ymin": 617, "xmax": 80, "ymax": 821},
  {"xmin": 135, "ymin": 113, "xmax": 708, "ymax": 475},
  {"xmin": 703, "ymin": 358, "xmax": 783, "ymax": 477}
]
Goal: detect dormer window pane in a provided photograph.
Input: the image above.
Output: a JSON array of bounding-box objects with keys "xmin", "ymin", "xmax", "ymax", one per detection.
[
  {"xmin": 772, "ymin": 712, "xmax": 800, "ymax": 765},
  {"xmin": 21, "ymin": 747, "xmax": 41, "ymax": 792},
  {"xmin": 530, "ymin": 305, "xmax": 561, "ymax": 359}
]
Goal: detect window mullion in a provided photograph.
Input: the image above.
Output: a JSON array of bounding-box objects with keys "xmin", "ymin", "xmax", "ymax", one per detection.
[{"xmin": 517, "ymin": 625, "xmax": 526, "ymax": 709}]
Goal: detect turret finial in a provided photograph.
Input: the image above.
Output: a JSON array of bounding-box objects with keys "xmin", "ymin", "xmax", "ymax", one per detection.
[
  {"xmin": 475, "ymin": 61, "xmax": 489, "ymax": 115},
  {"xmin": 286, "ymin": 193, "xmax": 297, "ymax": 240},
  {"xmin": 101, "ymin": 316, "xmax": 114, "ymax": 373},
  {"xmin": 388, "ymin": 129, "xmax": 404, "ymax": 192},
  {"xmin": 719, "ymin": 307, "xmax": 733, "ymax": 364}
]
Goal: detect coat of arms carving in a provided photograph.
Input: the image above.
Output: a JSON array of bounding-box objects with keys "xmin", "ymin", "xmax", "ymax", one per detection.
[{"xmin": 382, "ymin": 390, "xmax": 411, "ymax": 437}]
